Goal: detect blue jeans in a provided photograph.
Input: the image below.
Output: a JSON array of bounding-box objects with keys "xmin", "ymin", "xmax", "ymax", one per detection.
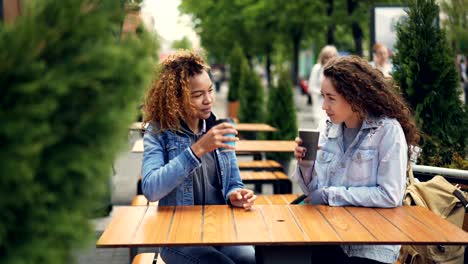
[{"xmin": 160, "ymin": 245, "xmax": 255, "ymax": 264}]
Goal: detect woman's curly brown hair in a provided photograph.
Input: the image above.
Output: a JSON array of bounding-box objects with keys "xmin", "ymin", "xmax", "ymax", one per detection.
[
  {"xmin": 143, "ymin": 50, "xmax": 209, "ymax": 131},
  {"xmin": 323, "ymin": 56, "xmax": 420, "ymax": 146}
]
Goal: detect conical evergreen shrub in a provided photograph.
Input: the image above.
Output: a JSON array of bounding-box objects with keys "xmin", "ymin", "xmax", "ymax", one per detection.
[
  {"xmin": 0, "ymin": 0, "xmax": 154, "ymax": 263},
  {"xmin": 227, "ymin": 43, "xmax": 244, "ymax": 102},
  {"xmin": 238, "ymin": 58, "xmax": 265, "ymax": 124},
  {"xmin": 266, "ymin": 69, "xmax": 298, "ymax": 161},
  {"xmin": 393, "ymin": 0, "xmax": 467, "ymax": 168}
]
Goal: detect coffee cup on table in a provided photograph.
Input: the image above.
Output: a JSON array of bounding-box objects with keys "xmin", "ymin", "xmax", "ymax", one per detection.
[
  {"xmin": 298, "ymin": 128, "xmax": 320, "ymax": 160},
  {"xmin": 215, "ymin": 118, "xmax": 236, "ymax": 152}
]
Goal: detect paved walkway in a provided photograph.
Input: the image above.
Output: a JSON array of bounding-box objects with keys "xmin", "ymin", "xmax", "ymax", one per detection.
[{"xmin": 77, "ymin": 82, "xmax": 320, "ymax": 264}]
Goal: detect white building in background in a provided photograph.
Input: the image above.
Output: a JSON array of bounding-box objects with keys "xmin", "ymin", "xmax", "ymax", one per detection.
[{"xmin": 140, "ymin": 0, "xmax": 200, "ymax": 57}]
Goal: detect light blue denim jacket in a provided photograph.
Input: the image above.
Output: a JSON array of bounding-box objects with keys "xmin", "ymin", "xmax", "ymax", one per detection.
[
  {"xmin": 293, "ymin": 116, "xmax": 408, "ymax": 263},
  {"xmin": 141, "ymin": 119, "xmax": 244, "ymax": 206}
]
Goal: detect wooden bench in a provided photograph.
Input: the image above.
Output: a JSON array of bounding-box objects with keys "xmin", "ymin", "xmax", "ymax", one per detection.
[
  {"xmin": 131, "ymin": 194, "xmax": 301, "ymax": 206},
  {"xmin": 240, "ymin": 171, "xmax": 292, "ymax": 194},
  {"xmin": 237, "ymin": 160, "xmax": 283, "ymax": 171},
  {"xmin": 131, "ymin": 195, "xmax": 158, "ymax": 206},
  {"xmin": 132, "ymin": 253, "xmax": 155, "ymax": 264},
  {"xmin": 136, "ymin": 167, "xmax": 291, "ymax": 195}
]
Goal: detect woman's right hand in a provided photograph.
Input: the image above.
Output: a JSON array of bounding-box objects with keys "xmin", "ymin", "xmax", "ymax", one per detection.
[
  {"xmin": 190, "ymin": 122, "xmax": 238, "ymax": 158},
  {"xmin": 294, "ymin": 137, "xmax": 307, "ymax": 161}
]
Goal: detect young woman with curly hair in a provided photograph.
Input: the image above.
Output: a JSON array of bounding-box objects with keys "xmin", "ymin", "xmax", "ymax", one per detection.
[
  {"xmin": 142, "ymin": 50, "xmax": 256, "ymax": 264},
  {"xmin": 293, "ymin": 56, "xmax": 420, "ymax": 264}
]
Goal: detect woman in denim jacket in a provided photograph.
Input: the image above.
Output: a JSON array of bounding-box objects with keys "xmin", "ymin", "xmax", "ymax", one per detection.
[
  {"xmin": 142, "ymin": 51, "xmax": 256, "ymax": 264},
  {"xmin": 293, "ymin": 56, "xmax": 420, "ymax": 264}
]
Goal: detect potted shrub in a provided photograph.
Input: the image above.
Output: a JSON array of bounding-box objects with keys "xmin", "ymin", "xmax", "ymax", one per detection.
[
  {"xmin": 393, "ymin": 0, "xmax": 468, "ymax": 169},
  {"xmin": 0, "ymin": 0, "xmax": 154, "ymax": 262},
  {"xmin": 227, "ymin": 43, "xmax": 245, "ymax": 120},
  {"xmin": 265, "ymin": 68, "xmax": 298, "ymax": 173}
]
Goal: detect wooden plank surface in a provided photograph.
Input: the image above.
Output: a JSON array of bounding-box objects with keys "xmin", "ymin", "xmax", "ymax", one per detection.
[
  {"xmin": 376, "ymin": 206, "xmax": 443, "ymax": 243},
  {"xmin": 260, "ymin": 205, "xmax": 307, "ymax": 243},
  {"xmin": 234, "ymin": 123, "xmax": 277, "ymax": 132},
  {"xmin": 233, "ymin": 207, "xmax": 271, "ymax": 243},
  {"xmin": 97, "ymin": 206, "xmax": 147, "ymax": 247},
  {"xmin": 236, "ymin": 140, "xmax": 296, "ymax": 153},
  {"xmin": 203, "ymin": 205, "xmax": 236, "ymax": 243},
  {"xmin": 132, "ymin": 206, "xmax": 174, "ymax": 245},
  {"xmin": 400, "ymin": 206, "xmax": 468, "ymax": 243},
  {"xmin": 131, "ymin": 139, "xmax": 296, "ymax": 153},
  {"xmin": 97, "ymin": 205, "xmax": 468, "ymax": 247},
  {"xmin": 317, "ymin": 206, "xmax": 376, "ymax": 242},
  {"xmin": 166, "ymin": 206, "xmax": 203, "ymax": 245},
  {"xmin": 130, "ymin": 122, "xmax": 277, "ymax": 132},
  {"xmin": 290, "ymin": 205, "xmax": 341, "ymax": 243},
  {"xmin": 346, "ymin": 207, "xmax": 411, "ymax": 243}
]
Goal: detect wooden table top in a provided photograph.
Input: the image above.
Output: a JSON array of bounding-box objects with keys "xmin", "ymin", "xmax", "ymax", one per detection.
[
  {"xmin": 131, "ymin": 139, "xmax": 296, "ymax": 153},
  {"xmin": 129, "ymin": 122, "xmax": 277, "ymax": 132},
  {"xmin": 97, "ymin": 205, "xmax": 468, "ymax": 248}
]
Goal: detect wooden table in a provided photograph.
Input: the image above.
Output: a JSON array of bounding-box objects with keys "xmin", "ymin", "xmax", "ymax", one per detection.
[
  {"xmin": 97, "ymin": 205, "xmax": 468, "ymax": 263},
  {"xmin": 129, "ymin": 122, "xmax": 277, "ymax": 132},
  {"xmin": 98, "ymin": 205, "xmax": 467, "ymax": 246},
  {"xmin": 131, "ymin": 139, "xmax": 295, "ymax": 153}
]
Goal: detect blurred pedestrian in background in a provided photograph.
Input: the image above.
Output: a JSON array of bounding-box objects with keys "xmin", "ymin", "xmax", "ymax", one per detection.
[
  {"xmin": 369, "ymin": 43, "xmax": 393, "ymax": 77},
  {"xmin": 308, "ymin": 45, "xmax": 339, "ymax": 126}
]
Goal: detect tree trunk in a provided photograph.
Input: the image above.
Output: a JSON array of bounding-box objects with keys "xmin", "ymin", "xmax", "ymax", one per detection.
[
  {"xmin": 265, "ymin": 46, "xmax": 272, "ymax": 88},
  {"xmin": 352, "ymin": 21, "xmax": 363, "ymax": 56},
  {"xmin": 347, "ymin": 0, "xmax": 363, "ymax": 56},
  {"xmin": 326, "ymin": 0, "xmax": 335, "ymax": 44},
  {"xmin": 3, "ymin": 0, "xmax": 22, "ymax": 24},
  {"xmin": 292, "ymin": 33, "xmax": 301, "ymax": 86}
]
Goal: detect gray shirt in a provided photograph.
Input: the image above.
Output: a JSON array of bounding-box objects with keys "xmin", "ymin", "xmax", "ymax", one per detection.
[
  {"xmin": 343, "ymin": 126, "xmax": 360, "ymax": 151},
  {"xmin": 181, "ymin": 120, "xmax": 225, "ymax": 205}
]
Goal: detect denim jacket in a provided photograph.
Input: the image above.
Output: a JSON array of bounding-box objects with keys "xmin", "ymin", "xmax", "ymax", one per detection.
[
  {"xmin": 293, "ymin": 116, "xmax": 408, "ymax": 263},
  {"xmin": 141, "ymin": 116, "xmax": 244, "ymax": 206}
]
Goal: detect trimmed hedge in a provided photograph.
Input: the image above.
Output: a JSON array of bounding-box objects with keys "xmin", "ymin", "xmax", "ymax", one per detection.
[
  {"xmin": 0, "ymin": 1, "xmax": 154, "ymax": 263},
  {"xmin": 266, "ymin": 69, "xmax": 298, "ymax": 161},
  {"xmin": 238, "ymin": 58, "xmax": 265, "ymax": 124},
  {"xmin": 393, "ymin": 0, "xmax": 468, "ymax": 168}
]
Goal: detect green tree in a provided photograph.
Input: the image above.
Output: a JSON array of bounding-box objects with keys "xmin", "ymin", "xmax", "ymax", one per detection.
[
  {"xmin": 171, "ymin": 36, "xmax": 192, "ymax": 50},
  {"xmin": 238, "ymin": 58, "xmax": 265, "ymax": 124},
  {"xmin": 227, "ymin": 43, "xmax": 245, "ymax": 102},
  {"xmin": 266, "ymin": 68, "xmax": 298, "ymax": 161},
  {"xmin": 440, "ymin": 0, "xmax": 468, "ymax": 54},
  {"xmin": 393, "ymin": 0, "xmax": 468, "ymax": 168},
  {"xmin": 0, "ymin": 0, "xmax": 154, "ymax": 263}
]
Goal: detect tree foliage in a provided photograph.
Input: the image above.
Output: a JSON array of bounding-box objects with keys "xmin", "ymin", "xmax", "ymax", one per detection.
[
  {"xmin": 238, "ymin": 58, "xmax": 264, "ymax": 124},
  {"xmin": 440, "ymin": 0, "xmax": 468, "ymax": 55},
  {"xmin": 266, "ymin": 68, "xmax": 298, "ymax": 161},
  {"xmin": 393, "ymin": 0, "xmax": 467, "ymax": 168},
  {"xmin": 0, "ymin": 0, "xmax": 154, "ymax": 263},
  {"xmin": 171, "ymin": 36, "xmax": 192, "ymax": 50},
  {"xmin": 227, "ymin": 43, "xmax": 245, "ymax": 102}
]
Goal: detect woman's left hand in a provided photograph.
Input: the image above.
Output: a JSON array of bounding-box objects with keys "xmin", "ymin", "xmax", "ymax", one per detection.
[{"xmin": 229, "ymin": 189, "xmax": 256, "ymax": 210}]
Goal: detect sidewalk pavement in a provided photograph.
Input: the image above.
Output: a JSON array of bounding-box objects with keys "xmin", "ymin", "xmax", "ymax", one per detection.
[{"xmin": 76, "ymin": 82, "xmax": 320, "ymax": 264}]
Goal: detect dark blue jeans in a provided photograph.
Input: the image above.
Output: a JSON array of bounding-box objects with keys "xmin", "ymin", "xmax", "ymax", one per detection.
[{"xmin": 160, "ymin": 245, "xmax": 255, "ymax": 264}]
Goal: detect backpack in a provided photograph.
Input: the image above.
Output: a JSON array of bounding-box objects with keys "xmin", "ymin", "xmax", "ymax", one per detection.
[{"xmin": 398, "ymin": 166, "xmax": 468, "ymax": 264}]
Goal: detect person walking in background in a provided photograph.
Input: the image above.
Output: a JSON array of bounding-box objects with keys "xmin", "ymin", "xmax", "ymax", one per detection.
[
  {"xmin": 370, "ymin": 43, "xmax": 393, "ymax": 77},
  {"xmin": 142, "ymin": 50, "xmax": 256, "ymax": 264},
  {"xmin": 308, "ymin": 45, "xmax": 339, "ymax": 126},
  {"xmin": 294, "ymin": 56, "xmax": 420, "ymax": 263}
]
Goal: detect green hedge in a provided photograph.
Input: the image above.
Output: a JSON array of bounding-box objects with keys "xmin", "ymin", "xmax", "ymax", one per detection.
[
  {"xmin": 266, "ymin": 69, "xmax": 298, "ymax": 161},
  {"xmin": 393, "ymin": 0, "xmax": 468, "ymax": 168},
  {"xmin": 238, "ymin": 58, "xmax": 265, "ymax": 124},
  {"xmin": 0, "ymin": 1, "xmax": 154, "ymax": 263},
  {"xmin": 227, "ymin": 43, "xmax": 244, "ymax": 102}
]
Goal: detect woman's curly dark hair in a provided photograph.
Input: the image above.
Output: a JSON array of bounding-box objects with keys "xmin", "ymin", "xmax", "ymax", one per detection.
[
  {"xmin": 143, "ymin": 50, "xmax": 209, "ymax": 131},
  {"xmin": 323, "ymin": 56, "xmax": 420, "ymax": 146}
]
